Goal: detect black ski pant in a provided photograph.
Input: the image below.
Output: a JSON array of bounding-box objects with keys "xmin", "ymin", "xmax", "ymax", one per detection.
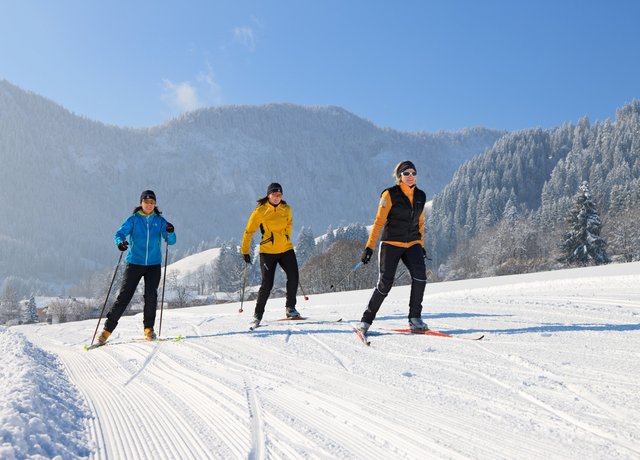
[
  {"xmin": 254, "ymin": 249, "xmax": 299, "ymax": 320},
  {"xmin": 361, "ymin": 243, "xmax": 427, "ymax": 325},
  {"xmin": 104, "ymin": 263, "xmax": 162, "ymax": 332}
]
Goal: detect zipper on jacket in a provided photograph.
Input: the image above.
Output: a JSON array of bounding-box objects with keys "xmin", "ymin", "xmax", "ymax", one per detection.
[
  {"xmin": 145, "ymin": 216, "xmax": 150, "ymax": 265},
  {"xmin": 402, "ymin": 192, "xmax": 414, "ymax": 241}
]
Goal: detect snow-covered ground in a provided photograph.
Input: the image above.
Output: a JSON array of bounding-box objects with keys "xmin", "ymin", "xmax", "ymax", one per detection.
[
  {"xmin": 7, "ymin": 262, "xmax": 640, "ymax": 459},
  {"xmin": 0, "ymin": 327, "xmax": 91, "ymax": 458}
]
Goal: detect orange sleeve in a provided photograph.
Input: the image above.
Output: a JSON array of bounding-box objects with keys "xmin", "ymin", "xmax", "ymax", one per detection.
[
  {"xmin": 366, "ymin": 190, "xmax": 392, "ymax": 249},
  {"xmin": 419, "ymin": 208, "xmax": 425, "ymax": 247}
]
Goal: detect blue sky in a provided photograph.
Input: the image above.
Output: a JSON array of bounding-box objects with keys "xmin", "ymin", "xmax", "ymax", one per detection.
[{"xmin": 1, "ymin": 0, "xmax": 639, "ymax": 132}]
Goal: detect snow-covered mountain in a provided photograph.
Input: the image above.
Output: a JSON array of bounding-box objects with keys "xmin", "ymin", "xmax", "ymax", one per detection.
[
  {"xmin": 0, "ymin": 80, "xmax": 504, "ymax": 286},
  {"xmin": 8, "ymin": 261, "xmax": 640, "ymax": 458}
]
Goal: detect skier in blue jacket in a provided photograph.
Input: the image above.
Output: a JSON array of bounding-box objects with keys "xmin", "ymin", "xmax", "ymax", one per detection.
[{"xmin": 96, "ymin": 190, "xmax": 176, "ymax": 344}]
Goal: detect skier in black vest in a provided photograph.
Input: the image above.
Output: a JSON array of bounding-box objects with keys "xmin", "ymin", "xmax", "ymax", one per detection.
[{"xmin": 355, "ymin": 160, "xmax": 428, "ymax": 336}]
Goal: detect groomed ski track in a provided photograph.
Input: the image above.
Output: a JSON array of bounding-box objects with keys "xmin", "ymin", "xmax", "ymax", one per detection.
[{"xmin": 16, "ymin": 262, "xmax": 640, "ymax": 459}]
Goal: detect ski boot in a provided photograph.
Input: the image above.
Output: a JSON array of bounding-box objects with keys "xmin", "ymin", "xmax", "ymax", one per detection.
[
  {"xmin": 144, "ymin": 327, "xmax": 157, "ymax": 341},
  {"xmin": 250, "ymin": 315, "xmax": 262, "ymax": 329},
  {"xmin": 409, "ymin": 317, "xmax": 429, "ymax": 331},
  {"xmin": 353, "ymin": 321, "xmax": 371, "ymax": 345},
  {"xmin": 96, "ymin": 329, "xmax": 111, "ymax": 345},
  {"xmin": 354, "ymin": 321, "xmax": 370, "ymax": 335},
  {"xmin": 286, "ymin": 307, "xmax": 301, "ymax": 319}
]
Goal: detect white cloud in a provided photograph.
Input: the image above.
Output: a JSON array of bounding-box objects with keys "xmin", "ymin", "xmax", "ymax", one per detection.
[
  {"xmin": 233, "ymin": 26, "xmax": 255, "ymax": 51},
  {"xmin": 161, "ymin": 80, "xmax": 201, "ymax": 113},
  {"xmin": 161, "ymin": 62, "xmax": 223, "ymax": 115},
  {"xmin": 197, "ymin": 61, "xmax": 223, "ymax": 105}
]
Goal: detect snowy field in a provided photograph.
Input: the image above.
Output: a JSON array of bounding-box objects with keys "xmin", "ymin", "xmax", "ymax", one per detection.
[{"xmin": 6, "ymin": 261, "xmax": 640, "ymax": 459}]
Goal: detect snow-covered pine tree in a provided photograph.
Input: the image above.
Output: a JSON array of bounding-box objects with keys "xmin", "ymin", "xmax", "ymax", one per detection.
[
  {"xmin": 214, "ymin": 240, "xmax": 244, "ymax": 292},
  {"xmin": 339, "ymin": 223, "xmax": 369, "ymax": 244},
  {"xmin": 295, "ymin": 226, "xmax": 316, "ymax": 266},
  {"xmin": 319, "ymin": 224, "xmax": 336, "ymax": 252},
  {"xmin": 24, "ymin": 296, "xmax": 38, "ymax": 323},
  {"xmin": 559, "ymin": 181, "xmax": 609, "ymax": 266},
  {"xmin": 502, "ymin": 191, "xmax": 519, "ymax": 222}
]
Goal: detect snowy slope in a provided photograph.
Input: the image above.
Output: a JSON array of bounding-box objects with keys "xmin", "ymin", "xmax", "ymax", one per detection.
[
  {"xmin": 165, "ymin": 247, "xmax": 220, "ymax": 282},
  {"xmin": 9, "ymin": 262, "xmax": 640, "ymax": 459}
]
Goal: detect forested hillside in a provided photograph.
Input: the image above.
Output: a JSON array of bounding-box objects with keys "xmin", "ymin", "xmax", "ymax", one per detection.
[{"xmin": 427, "ymin": 101, "xmax": 640, "ymax": 277}]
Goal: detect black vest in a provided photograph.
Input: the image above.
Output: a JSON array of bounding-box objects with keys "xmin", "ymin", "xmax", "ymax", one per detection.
[{"xmin": 380, "ymin": 185, "xmax": 426, "ymax": 242}]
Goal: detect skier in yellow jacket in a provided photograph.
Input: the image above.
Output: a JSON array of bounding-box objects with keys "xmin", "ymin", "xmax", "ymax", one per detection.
[{"xmin": 241, "ymin": 182, "xmax": 301, "ymax": 327}]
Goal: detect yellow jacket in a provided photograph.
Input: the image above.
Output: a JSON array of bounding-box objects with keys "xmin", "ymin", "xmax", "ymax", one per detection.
[{"xmin": 242, "ymin": 202, "xmax": 294, "ymax": 255}]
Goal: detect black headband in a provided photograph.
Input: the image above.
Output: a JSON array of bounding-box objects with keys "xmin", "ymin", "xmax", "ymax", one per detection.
[{"xmin": 397, "ymin": 161, "xmax": 416, "ymax": 176}]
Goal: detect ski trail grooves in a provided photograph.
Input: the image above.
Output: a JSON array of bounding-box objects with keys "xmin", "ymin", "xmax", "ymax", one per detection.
[
  {"xmin": 59, "ymin": 341, "xmax": 242, "ymax": 458},
  {"xmin": 122, "ymin": 340, "xmax": 161, "ymax": 386},
  {"xmin": 290, "ymin": 324, "xmax": 352, "ymax": 372},
  {"xmin": 142, "ymin": 349, "xmax": 251, "ymax": 456},
  {"xmin": 93, "ymin": 344, "xmax": 211, "ymax": 458},
  {"xmin": 243, "ymin": 376, "xmax": 266, "ymax": 460},
  {"xmin": 471, "ymin": 341, "xmax": 640, "ymax": 455}
]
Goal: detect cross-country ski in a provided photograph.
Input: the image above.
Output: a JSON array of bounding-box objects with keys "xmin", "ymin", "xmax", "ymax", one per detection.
[
  {"xmin": 383, "ymin": 328, "xmax": 485, "ymax": 340},
  {"xmin": 84, "ymin": 334, "xmax": 184, "ymax": 350}
]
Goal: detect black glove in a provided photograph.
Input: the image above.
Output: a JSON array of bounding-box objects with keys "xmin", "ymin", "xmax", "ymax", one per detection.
[
  {"xmin": 166, "ymin": 222, "xmax": 175, "ymax": 233},
  {"xmin": 361, "ymin": 247, "xmax": 373, "ymax": 264},
  {"xmin": 117, "ymin": 240, "xmax": 129, "ymax": 251},
  {"xmin": 243, "ymin": 254, "xmax": 251, "ymax": 264}
]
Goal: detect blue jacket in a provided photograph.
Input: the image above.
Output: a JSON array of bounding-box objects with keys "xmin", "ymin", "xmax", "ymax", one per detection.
[{"xmin": 114, "ymin": 211, "xmax": 176, "ymax": 266}]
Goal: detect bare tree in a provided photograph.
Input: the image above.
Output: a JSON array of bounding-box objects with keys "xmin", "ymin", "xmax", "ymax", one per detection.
[
  {"xmin": 301, "ymin": 240, "xmax": 377, "ymax": 293},
  {"xmin": 167, "ymin": 272, "xmax": 192, "ymax": 309},
  {"xmin": 69, "ymin": 299, "xmax": 94, "ymax": 321},
  {"xmin": 605, "ymin": 207, "xmax": 640, "ymax": 262},
  {"xmin": 447, "ymin": 214, "xmax": 548, "ymax": 279},
  {"xmin": 0, "ymin": 278, "xmax": 22, "ymax": 324},
  {"xmin": 47, "ymin": 298, "xmax": 75, "ymax": 323},
  {"xmin": 194, "ymin": 265, "xmax": 208, "ymax": 295}
]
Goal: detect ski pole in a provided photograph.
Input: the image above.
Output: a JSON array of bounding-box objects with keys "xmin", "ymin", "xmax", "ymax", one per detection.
[
  {"xmin": 158, "ymin": 241, "xmax": 169, "ymax": 337},
  {"xmin": 89, "ymin": 251, "xmax": 123, "ymax": 347},
  {"xmin": 298, "ymin": 281, "xmax": 309, "ymax": 301},
  {"xmin": 330, "ymin": 262, "xmax": 362, "ymax": 291},
  {"xmin": 238, "ymin": 262, "xmax": 250, "ymax": 313}
]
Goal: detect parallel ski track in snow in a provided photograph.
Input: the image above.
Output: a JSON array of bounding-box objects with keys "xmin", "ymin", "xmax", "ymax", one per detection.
[
  {"xmin": 44, "ymin": 339, "xmax": 253, "ymax": 459},
  {"xmin": 470, "ymin": 341, "xmax": 640, "ymax": 457},
  {"xmin": 182, "ymin": 333, "xmax": 471, "ymax": 458}
]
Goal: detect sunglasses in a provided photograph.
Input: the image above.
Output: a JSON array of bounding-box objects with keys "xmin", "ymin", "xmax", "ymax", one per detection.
[{"xmin": 400, "ymin": 171, "xmax": 417, "ymax": 177}]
